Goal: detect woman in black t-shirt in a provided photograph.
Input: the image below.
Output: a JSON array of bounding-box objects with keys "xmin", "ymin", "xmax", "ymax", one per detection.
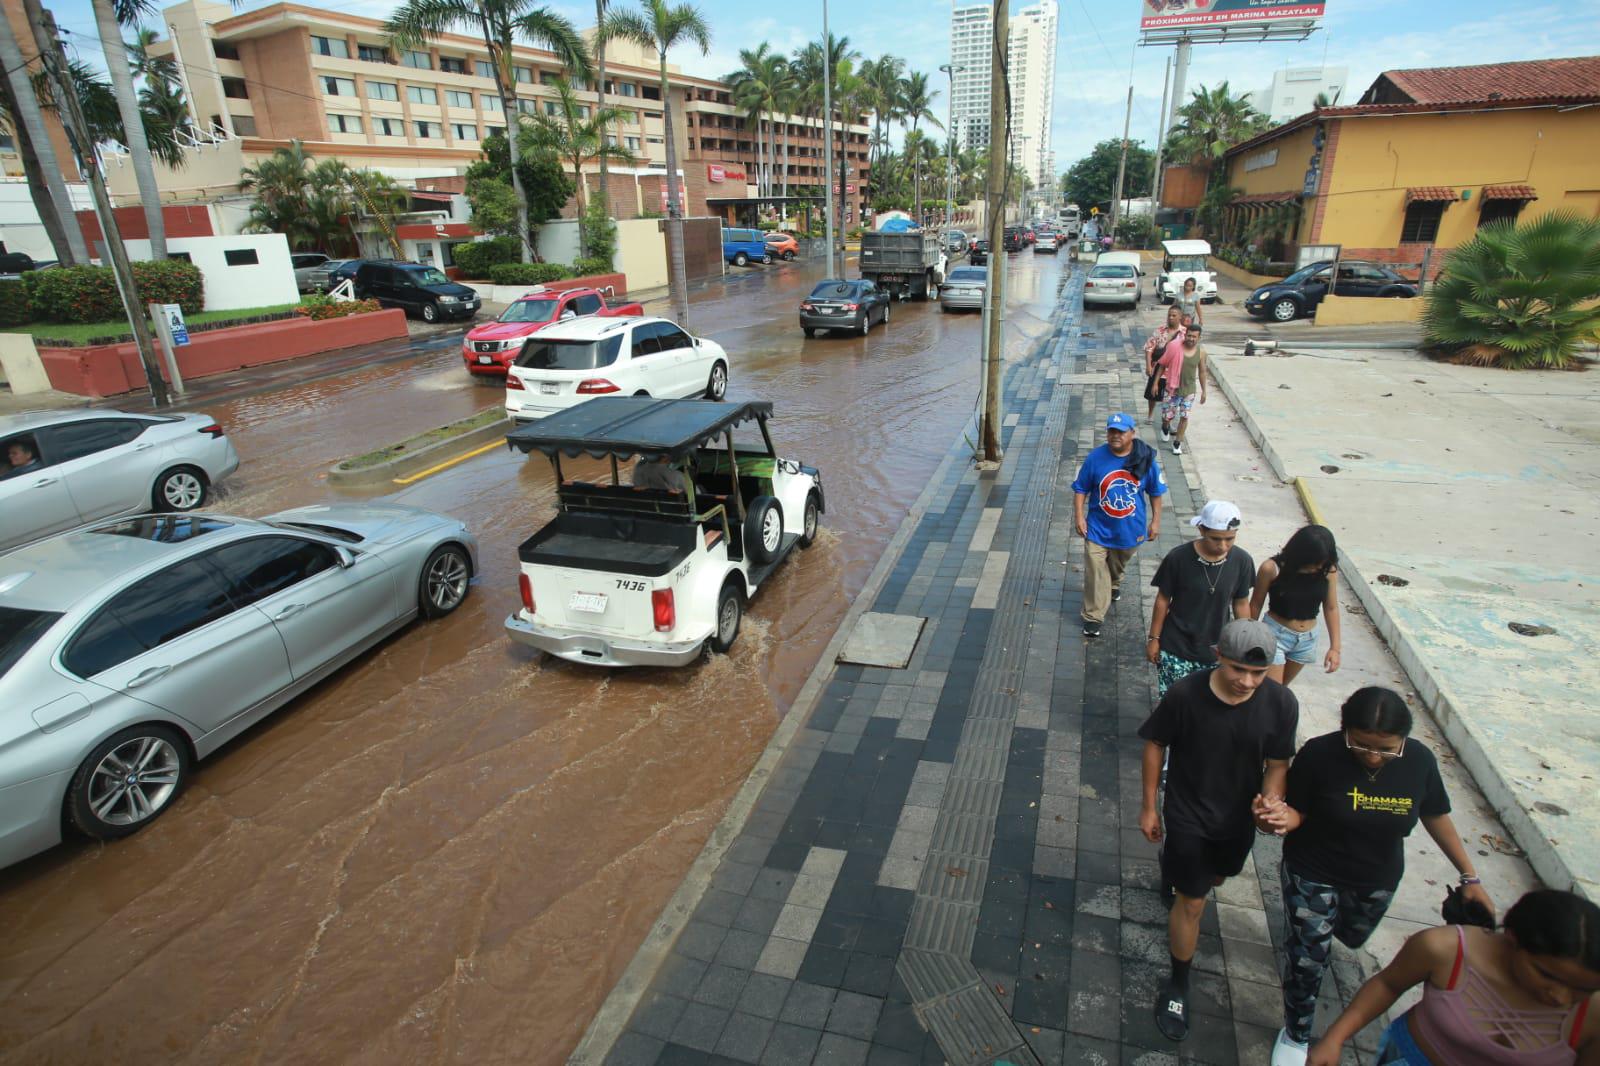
[{"xmin": 1255, "ymin": 688, "xmax": 1495, "ymax": 1066}]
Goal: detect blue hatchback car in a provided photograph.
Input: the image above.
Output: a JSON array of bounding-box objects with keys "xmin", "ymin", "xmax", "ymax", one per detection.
[{"xmin": 723, "ymin": 228, "xmax": 771, "ymax": 267}]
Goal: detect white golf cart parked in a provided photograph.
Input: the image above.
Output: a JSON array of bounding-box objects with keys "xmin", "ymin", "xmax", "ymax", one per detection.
[
  {"xmin": 1156, "ymin": 239, "xmax": 1219, "ymax": 304},
  {"xmin": 504, "ymin": 398, "xmax": 823, "ymax": 667}
]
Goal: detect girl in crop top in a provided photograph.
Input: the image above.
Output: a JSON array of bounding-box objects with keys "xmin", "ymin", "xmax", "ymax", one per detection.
[
  {"xmin": 1308, "ymin": 889, "xmax": 1600, "ymax": 1066},
  {"xmin": 1249, "ymin": 524, "xmax": 1342, "ymax": 688}
]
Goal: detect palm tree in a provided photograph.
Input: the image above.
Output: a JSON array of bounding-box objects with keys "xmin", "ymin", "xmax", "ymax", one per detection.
[
  {"xmin": 832, "ymin": 57, "xmax": 868, "ymax": 238},
  {"xmin": 240, "ymin": 142, "xmax": 319, "ymax": 249},
  {"xmin": 773, "ymin": 63, "xmax": 799, "ymax": 201},
  {"xmin": 861, "ymin": 56, "xmax": 903, "ymax": 198},
  {"xmin": 592, "ymin": 0, "xmax": 611, "ymax": 212},
  {"xmin": 66, "ymin": 58, "xmax": 185, "ymax": 167},
  {"xmin": 528, "ymin": 75, "xmax": 638, "ymax": 251},
  {"xmin": 0, "ymin": 16, "xmax": 87, "ymax": 263},
  {"xmin": 898, "ymin": 70, "xmax": 942, "ymax": 222},
  {"xmin": 605, "ymin": 0, "xmax": 710, "ymax": 328},
  {"xmin": 727, "ymin": 44, "xmax": 786, "ymax": 198},
  {"xmin": 92, "ymin": 0, "xmax": 171, "ymax": 258},
  {"xmin": 386, "ymin": 0, "xmax": 591, "ymax": 263}
]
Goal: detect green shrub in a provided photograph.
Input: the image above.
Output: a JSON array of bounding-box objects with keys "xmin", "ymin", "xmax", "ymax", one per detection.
[
  {"xmin": 132, "ymin": 259, "xmax": 203, "ymax": 314},
  {"xmin": 571, "ymin": 256, "xmax": 613, "ymax": 278},
  {"xmin": 451, "ymin": 236, "xmax": 520, "ymax": 279},
  {"xmin": 25, "ymin": 259, "xmax": 203, "ymax": 323},
  {"xmin": 578, "ymin": 197, "xmax": 617, "ymax": 266},
  {"xmin": 0, "ymin": 279, "xmax": 31, "ymax": 327},
  {"xmin": 297, "ymin": 297, "xmax": 384, "ymax": 320},
  {"xmin": 489, "ymin": 262, "xmax": 571, "ymax": 285}
]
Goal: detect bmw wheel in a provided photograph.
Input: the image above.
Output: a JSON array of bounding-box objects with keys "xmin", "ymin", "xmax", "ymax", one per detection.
[
  {"xmin": 68, "ymin": 725, "xmax": 191, "ymax": 841},
  {"xmin": 419, "ymin": 544, "xmax": 472, "ymax": 618},
  {"xmin": 1271, "ymin": 297, "xmax": 1299, "ymax": 322},
  {"xmin": 153, "ymin": 466, "xmax": 207, "ymax": 512}
]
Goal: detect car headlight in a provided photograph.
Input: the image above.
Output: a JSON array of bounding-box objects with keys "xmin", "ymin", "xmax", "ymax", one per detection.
[{"xmin": 438, "ymin": 295, "xmax": 459, "ymax": 304}]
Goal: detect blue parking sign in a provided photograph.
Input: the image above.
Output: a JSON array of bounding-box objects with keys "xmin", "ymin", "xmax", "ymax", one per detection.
[{"xmin": 164, "ymin": 304, "xmax": 189, "ymax": 346}]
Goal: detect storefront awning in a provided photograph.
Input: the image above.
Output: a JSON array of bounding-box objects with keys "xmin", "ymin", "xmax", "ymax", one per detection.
[
  {"xmin": 1229, "ymin": 192, "xmax": 1299, "ymax": 207},
  {"xmin": 1406, "ymin": 186, "xmax": 1459, "ymax": 203},
  {"xmin": 1481, "ymin": 184, "xmax": 1538, "ymax": 201}
]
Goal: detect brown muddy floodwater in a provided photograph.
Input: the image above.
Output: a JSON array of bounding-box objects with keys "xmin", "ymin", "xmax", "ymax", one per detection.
[{"xmin": 0, "ymin": 252, "xmax": 1070, "ymax": 1064}]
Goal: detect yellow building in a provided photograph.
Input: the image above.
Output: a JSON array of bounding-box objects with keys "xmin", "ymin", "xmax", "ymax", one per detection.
[{"xmin": 1223, "ymin": 56, "xmax": 1600, "ymax": 277}]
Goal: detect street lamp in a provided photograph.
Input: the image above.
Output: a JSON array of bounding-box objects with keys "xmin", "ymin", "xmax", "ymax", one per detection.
[{"xmin": 939, "ymin": 62, "xmax": 964, "ymax": 230}]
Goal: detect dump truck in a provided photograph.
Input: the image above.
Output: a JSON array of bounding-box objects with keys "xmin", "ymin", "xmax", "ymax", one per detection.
[{"xmin": 858, "ymin": 216, "xmax": 946, "ymax": 300}]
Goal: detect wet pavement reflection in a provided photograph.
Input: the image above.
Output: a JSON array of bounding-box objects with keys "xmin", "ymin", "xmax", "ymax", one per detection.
[{"xmin": 0, "ymin": 250, "xmax": 1072, "ymax": 1064}]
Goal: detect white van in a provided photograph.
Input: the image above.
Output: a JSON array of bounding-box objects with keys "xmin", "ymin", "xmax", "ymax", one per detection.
[{"xmin": 1157, "ymin": 239, "xmax": 1218, "ymax": 304}]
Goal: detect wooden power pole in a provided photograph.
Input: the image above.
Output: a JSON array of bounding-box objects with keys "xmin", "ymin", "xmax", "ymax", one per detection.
[{"xmin": 979, "ymin": 0, "xmax": 1007, "ymax": 461}]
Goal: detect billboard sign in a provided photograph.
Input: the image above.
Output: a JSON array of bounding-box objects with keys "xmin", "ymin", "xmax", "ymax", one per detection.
[{"xmin": 1140, "ymin": 0, "xmax": 1324, "ymax": 31}]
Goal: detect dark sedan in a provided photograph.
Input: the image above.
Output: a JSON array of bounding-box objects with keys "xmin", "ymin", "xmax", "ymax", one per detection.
[
  {"xmin": 1245, "ymin": 260, "xmax": 1418, "ymax": 322},
  {"xmin": 799, "ymin": 279, "xmax": 891, "ymax": 337},
  {"xmin": 970, "ymin": 239, "xmax": 991, "ymax": 266}
]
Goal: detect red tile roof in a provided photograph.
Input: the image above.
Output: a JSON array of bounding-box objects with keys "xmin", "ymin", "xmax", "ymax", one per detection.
[
  {"xmin": 1371, "ymin": 56, "xmax": 1600, "ymax": 106},
  {"xmin": 1481, "ymin": 184, "xmax": 1538, "ymax": 201},
  {"xmin": 1406, "ymin": 187, "xmax": 1458, "ymax": 203}
]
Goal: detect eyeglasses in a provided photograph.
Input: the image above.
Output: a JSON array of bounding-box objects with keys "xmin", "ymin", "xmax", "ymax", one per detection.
[{"xmin": 1345, "ymin": 736, "xmax": 1404, "ymax": 761}]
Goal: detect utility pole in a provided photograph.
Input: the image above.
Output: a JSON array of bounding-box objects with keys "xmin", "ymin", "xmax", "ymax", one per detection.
[
  {"xmin": 821, "ymin": 0, "xmax": 835, "ymax": 278},
  {"xmin": 1168, "ymin": 38, "xmax": 1190, "ymax": 138},
  {"xmin": 1109, "ymin": 85, "xmax": 1133, "ymax": 239},
  {"xmin": 1151, "ymin": 55, "xmax": 1171, "ymax": 213},
  {"xmin": 30, "ymin": 4, "xmax": 169, "ymax": 407},
  {"xmin": 979, "ymin": 0, "xmax": 1006, "ymax": 462},
  {"xmin": 939, "ymin": 63, "xmax": 963, "ymax": 230}
]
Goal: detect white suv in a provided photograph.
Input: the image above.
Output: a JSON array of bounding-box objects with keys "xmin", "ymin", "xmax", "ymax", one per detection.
[{"xmin": 504, "ymin": 316, "xmax": 730, "ymax": 424}]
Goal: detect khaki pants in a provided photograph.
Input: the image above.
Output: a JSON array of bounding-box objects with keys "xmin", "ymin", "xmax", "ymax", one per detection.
[{"xmin": 1082, "ymin": 539, "xmax": 1137, "ymax": 623}]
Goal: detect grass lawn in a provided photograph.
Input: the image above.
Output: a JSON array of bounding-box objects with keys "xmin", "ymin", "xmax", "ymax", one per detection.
[{"xmin": 13, "ymin": 303, "xmax": 304, "ymax": 346}]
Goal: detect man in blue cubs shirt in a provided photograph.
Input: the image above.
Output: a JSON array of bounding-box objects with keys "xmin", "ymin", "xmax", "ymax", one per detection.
[{"xmin": 1073, "ymin": 412, "xmax": 1167, "ymax": 637}]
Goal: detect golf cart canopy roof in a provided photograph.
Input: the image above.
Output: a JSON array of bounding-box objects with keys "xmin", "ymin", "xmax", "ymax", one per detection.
[{"xmin": 506, "ymin": 397, "xmax": 774, "ymax": 461}]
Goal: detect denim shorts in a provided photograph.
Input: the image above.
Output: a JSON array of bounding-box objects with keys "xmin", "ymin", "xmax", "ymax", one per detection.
[
  {"xmin": 1264, "ymin": 613, "xmax": 1318, "ymax": 666},
  {"xmin": 1374, "ymin": 1016, "xmax": 1433, "ymax": 1064}
]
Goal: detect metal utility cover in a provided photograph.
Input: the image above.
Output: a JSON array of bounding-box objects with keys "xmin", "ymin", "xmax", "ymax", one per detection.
[{"xmin": 837, "ymin": 613, "xmax": 927, "ymax": 669}]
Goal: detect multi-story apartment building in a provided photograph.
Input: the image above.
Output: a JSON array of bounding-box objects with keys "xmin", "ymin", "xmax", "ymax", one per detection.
[
  {"xmin": 949, "ymin": 2, "xmax": 993, "ymax": 153},
  {"xmin": 1007, "ymin": 0, "xmax": 1057, "ymax": 191},
  {"xmin": 1246, "ymin": 66, "xmax": 1349, "ymax": 126},
  {"xmin": 130, "ymin": 1, "xmax": 868, "ymax": 226}
]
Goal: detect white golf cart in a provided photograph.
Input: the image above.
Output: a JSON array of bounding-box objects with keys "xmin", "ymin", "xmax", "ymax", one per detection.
[
  {"xmin": 503, "ymin": 397, "xmax": 824, "ymax": 667},
  {"xmin": 1156, "ymin": 239, "xmax": 1219, "ymax": 304}
]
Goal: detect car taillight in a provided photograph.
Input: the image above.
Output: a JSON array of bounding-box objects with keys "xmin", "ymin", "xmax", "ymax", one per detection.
[
  {"xmin": 519, "ymin": 573, "xmax": 535, "ymax": 613},
  {"xmin": 651, "ymin": 588, "xmax": 674, "ymax": 632},
  {"xmin": 577, "ymin": 379, "xmax": 619, "ymax": 394},
  {"xmin": 1124, "ymin": 282, "xmax": 1135, "ymax": 288},
  {"xmin": 800, "ymin": 302, "xmax": 815, "ymax": 311},
  {"xmin": 506, "ymin": 374, "xmax": 525, "ymax": 390},
  {"xmin": 844, "ymin": 303, "xmax": 859, "ymax": 311},
  {"xmin": 197, "ymin": 422, "xmax": 224, "ymax": 438}
]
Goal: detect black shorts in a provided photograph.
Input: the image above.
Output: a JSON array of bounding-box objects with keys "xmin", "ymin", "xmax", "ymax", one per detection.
[
  {"xmin": 1144, "ymin": 368, "xmax": 1166, "ymax": 403},
  {"xmin": 1160, "ymin": 828, "xmax": 1255, "ymax": 899}
]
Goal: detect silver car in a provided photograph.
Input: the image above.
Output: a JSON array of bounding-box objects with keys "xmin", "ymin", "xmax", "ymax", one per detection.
[
  {"xmin": 1083, "ymin": 263, "xmax": 1142, "ymax": 309},
  {"xmin": 939, "ymin": 266, "xmax": 988, "ymax": 312},
  {"xmin": 1, "ymin": 410, "xmax": 241, "ymax": 554},
  {"xmin": 291, "ymin": 252, "xmax": 332, "ymax": 293},
  {"xmin": 0, "ymin": 505, "xmax": 477, "ymax": 870}
]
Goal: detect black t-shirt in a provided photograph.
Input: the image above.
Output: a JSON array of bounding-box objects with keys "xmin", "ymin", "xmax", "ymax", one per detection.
[
  {"xmin": 1151, "ymin": 544, "xmax": 1256, "ymax": 663},
  {"xmin": 1282, "ymin": 731, "xmax": 1450, "ymax": 891},
  {"xmin": 1138, "ymin": 671, "xmax": 1298, "ymax": 840}
]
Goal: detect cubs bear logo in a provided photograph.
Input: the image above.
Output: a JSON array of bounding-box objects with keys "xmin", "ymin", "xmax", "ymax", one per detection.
[{"xmin": 1098, "ymin": 469, "xmax": 1141, "ymax": 519}]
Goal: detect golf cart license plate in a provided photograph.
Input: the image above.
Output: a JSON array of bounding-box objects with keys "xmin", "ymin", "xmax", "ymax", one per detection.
[
  {"xmin": 540, "ymin": 382, "xmax": 560, "ymax": 395},
  {"xmin": 569, "ymin": 592, "xmax": 608, "ymax": 613},
  {"xmin": 477, "ymin": 355, "xmax": 493, "ymax": 364}
]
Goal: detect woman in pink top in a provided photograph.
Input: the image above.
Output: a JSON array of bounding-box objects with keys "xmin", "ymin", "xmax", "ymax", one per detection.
[
  {"xmin": 1142, "ymin": 307, "xmax": 1186, "ymax": 422},
  {"xmin": 1309, "ymin": 890, "xmax": 1600, "ymax": 1065}
]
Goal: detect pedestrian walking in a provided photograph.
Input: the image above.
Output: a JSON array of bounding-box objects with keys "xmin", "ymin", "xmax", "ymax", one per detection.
[
  {"xmin": 1157, "ymin": 323, "xmax": 1209, "ymax": 455},
  {"xmin": 1138, "ymin": 618, "xmax": 1298, "ymax": 1042},
  {"xmin": 1307, "ymin": 889, "xmax": 1600, "ymax": 1065},
  {"xmin": 1142, "ymin": 307, "xmax": 1186, "ymax": 423},
  {"xmin": 1147, "ymin": 499, "xmax": 1254, "ymax": 696},
  {"xmin": 1175, "ymin": 276, "xmax": 1204, "ymax": 326},
  {"xmin": 1072, "ymin": 412, "xmax": 1167, "ymax": 639},
  {"xmin": 1255, "ymin": 687, "xmax": 1494, "ymax": 1065},
  {"xmin": 1249, "ymin": 524, "xmax": 1343, "ymax": 687}
]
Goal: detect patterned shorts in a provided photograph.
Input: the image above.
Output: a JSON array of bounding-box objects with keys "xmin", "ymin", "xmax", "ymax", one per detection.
[
  {"xmin": 1162, "ymin": 392, "xmax": 1196, "ymax": 423},
  {"xmin": 1156, "ymin": 652, "xmax": 1210, "ymax": 697}
]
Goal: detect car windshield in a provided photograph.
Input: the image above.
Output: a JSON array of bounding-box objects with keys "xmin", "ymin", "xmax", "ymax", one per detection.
[
  {"xmin": 404, "ymin": 267, "xmax": 451, "ymax": 286},
  {"xmin": 0, "ymin": 606, "xmax": 60, "ymax": 679},
  {"xmin": 500, "ymin": 298, "xmax": 560, "ymax": 323},
  {"xmin": 514, "ymin": 334, "xmax": 624, "ymax": 370},
  {"xmin": 1167, "ymin": 255, "xmax": 1207, "ymax": 272},
  {"xmin": 809, "ymin": 281, "xmax": 858, "ymax": 299},
  {"xmin": 1091, "ymin": 265, "xmax": 1135, "ymax": 278},
  {"xmin": 1283, "ymin": 263, "xmax": 1330, "ymax": 284},
  {"xmin": 948, "ymin": 269, "xmax": 985, "ymax": 283}
]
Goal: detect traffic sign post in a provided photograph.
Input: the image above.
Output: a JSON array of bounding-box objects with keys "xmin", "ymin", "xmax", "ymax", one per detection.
[{"xmin": 147, "ymin": 303, "xmax": 187, "ymax": 396}]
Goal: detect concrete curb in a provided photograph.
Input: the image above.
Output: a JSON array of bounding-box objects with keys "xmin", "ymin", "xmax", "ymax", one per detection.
[
  {"xmin": 326, "ymin": 415, "xmax": 510, "ymax": 487},
  {"xmin": 1211, "ymin": 356, "xmax": 1585, "ymax": 898},
  {"xmin": 567, "ymin": 411, "xmax": 983, "ymax": 1065}
]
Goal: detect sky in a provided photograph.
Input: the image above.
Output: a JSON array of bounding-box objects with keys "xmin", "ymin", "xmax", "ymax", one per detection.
[{"xmin": 44, "ymin": 0, "xmax": 1600, "ymax": 182}]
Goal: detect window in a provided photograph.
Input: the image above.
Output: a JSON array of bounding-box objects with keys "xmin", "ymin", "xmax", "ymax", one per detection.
[
  {"xmin": 630, "ymin": 322, "xmax": 665, "ymax": 355},
  {"xmin": 480, "ymin": 95, "xmax": 502, "ymax": 111},
  {"xmin": 625, "ymin": 136, "xmax": 641, "ymax": 151},
  {"xmin": 224, "ymin": 248, "xmax": 260, "ymax": 266},
  {"xmin": 577, "ymin": 104, "xmax": 590, "ymax": 119},
  {"xmin": 415, "ymin": 121, "xmax": 442, "ymax": 139},
  {"xmin": 656, "ymin": 325, "xmax": 691, "ymax": 351},
  {"xmin": 407, "ymin": 86, "xmax": 438, "ymax": 105},
  {"xmin": 1479, "ymin": 199, "xmax": 1524, "ymax": 228},
  {"xmin": 539, "ymin": 71, "xmax": 558, "ymax": 85},
  {"xmin": 618, "ymin": 82, "xmax": 638, "ymax": 98},
  {"xmin": 571, "ymin": 293, "xmax": 602, "ymax": 315},
  {"xmin": 328, "ymin": 113, "xmax": 362, "ymax": 134},
  {"xmin": 206, "ymin": 537, "xmax": 338, "ymax": 608},
  {"xmin": 484, "ymin": 125, "xmax": 504, "ymax": 138},
  {"xmin": 311, "ymin": 35, "xmax": 348, "ymax": 59},
  {"xmin": 357, "ymin": 43, "xmax": 388, "ymax": 62},
  {"xmin": 212, "ymin": 40, "xmax": 239, "ymax": 61},
  {"xmin": 516, "ymin": 98, "xmax": 537, "ymax": 114},
  {"xmin": 34, "ymin": 419, "xmax": 140, "ymax": 463},
  {"xmin": 374, "ymin": 117, "xmax": 404, "ymax": 136},
  {"xmin": 543, "ymin": 100, "xmax": 559, "ymax": 116},
  {"xmin": 620, "ymin": 110, "xmax": 638, "ymax": 126},
  {"xmin": 513, "ymin": 335, "xmax": 624, "ymax": 370},
  {"xmin": 451, "ymin": 122, "xmax": 478, "ymax": 140},
  {"xmin": 439, "ymin": 56, "xmax": 466, "ymax": 74},
  {"xmin": 222, "ymin": 76, "xmax": 249, "ymax": 99},
  {"xmin": 0, "ymin": 607, "xmax": 59, "ymax": 681},
  {"xmin": 513, "ymin": 65, "xmax": 533, "ymax": 83},
  {"xmin": 475, "ymin": 59, "xmax": 495, "ymax": 79},
  {"xmin": 401, "ymin": 49, "xmax": 431, "ymax": 69},
  {"xmin": 366, "ymin": 80, "xmax": 399, "ymax": 101},
  {"xmin": 231, "ymin": 114, "xmax": 257, "ymax": 136},
  {"xmin": 446, "ymin": 90, "xmax": 474, "ymax": 108},
  {"xmin": 1400, "ymin": 201, "xmax": 1446, "ymax": 243},
  {"xmin": 64, "ymin": 561, "xmax": 238, "ymax": 677},
  {"xmin": 321, "ymin": 76, "xmax": 357, "ymax": 97}
]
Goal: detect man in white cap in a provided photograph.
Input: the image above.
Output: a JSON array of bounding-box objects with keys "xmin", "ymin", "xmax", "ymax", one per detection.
[
  {"xmin": 1146, "ymin": 500, "xmax": 1255, "ymax": 696},
  {"xmin": 1138, "ymin": 618, "xmax": 1298, "ymax": 1044}
]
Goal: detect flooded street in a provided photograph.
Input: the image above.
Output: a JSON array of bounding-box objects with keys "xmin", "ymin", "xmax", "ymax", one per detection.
[{"xmin": 0, "ymin": 250, "xmax": 1071, "ymax": 1064}]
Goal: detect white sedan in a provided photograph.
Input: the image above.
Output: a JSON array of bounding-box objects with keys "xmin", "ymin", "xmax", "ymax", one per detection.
[{"xmin": 505, "ymin": 316, "xmax": 730, "ymax": 424}]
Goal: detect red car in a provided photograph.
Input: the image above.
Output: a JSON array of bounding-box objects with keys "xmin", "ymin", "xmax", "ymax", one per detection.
[{"xmin": 462, "ymin": 286, "xmax": 644, "ymax": 375}]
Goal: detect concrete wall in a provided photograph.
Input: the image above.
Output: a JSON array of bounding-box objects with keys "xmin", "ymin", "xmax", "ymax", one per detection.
[
  {"xmin": 125, "ymin": 233, "xmax": 299, "ymax": 311},
  {"xmin": 536, "ymin": 219, "xmax": 581, "ymax": 265},
  {"xmin": 1314, "ymin": 293, "xmax": 1424, "ymax": 327},
  {"xmin": 615, "ymin": 217, "xmax": 668, "ymax": 291},
  {"xmin": 1211, "ymin": 257, "xmax": 1281, "ymax": 290},
  {"xmin": 238, "ymin": 27, "xmax": 323, "ymax": 141},
  {"xmin": 0, "ymin": 179, "xmax": 93, "ymax": 261},
  {"xmin": 1227, "ymin": 126, "xmax": 1317, "ymax": 200}
]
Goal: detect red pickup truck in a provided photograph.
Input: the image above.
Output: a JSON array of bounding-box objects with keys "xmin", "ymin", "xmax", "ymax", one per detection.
[{"xmin": 462, "ymin": 286, "xmax": 644, "ymax": 375}]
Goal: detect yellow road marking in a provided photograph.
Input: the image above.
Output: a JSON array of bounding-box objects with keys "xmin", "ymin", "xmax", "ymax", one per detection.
[{"xmin": 391, "ymin": 439, "xmax": 504, "ymax": 485}]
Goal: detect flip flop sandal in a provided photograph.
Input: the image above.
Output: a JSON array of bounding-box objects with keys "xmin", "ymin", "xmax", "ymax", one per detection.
[{"xmin": 1155, "ymin": 980, "xmax": 1190, "ymax": 1041}]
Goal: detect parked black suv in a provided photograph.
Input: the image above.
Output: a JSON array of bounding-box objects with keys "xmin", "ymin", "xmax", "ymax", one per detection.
[
  {"xmin": 354, "ymin": 260, "xmax": 481, "ymax": 322},
  {"xmin": 1002, "ymin": 227, "xmax": 1025, "ymax": 253},
  {"xmin": 969, "ymin": 239, "xmax": 991, "ymax": 266},
  {"xmin": 1244, "ymin": 260, "xmax": 1418, "ymax": 322}
]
